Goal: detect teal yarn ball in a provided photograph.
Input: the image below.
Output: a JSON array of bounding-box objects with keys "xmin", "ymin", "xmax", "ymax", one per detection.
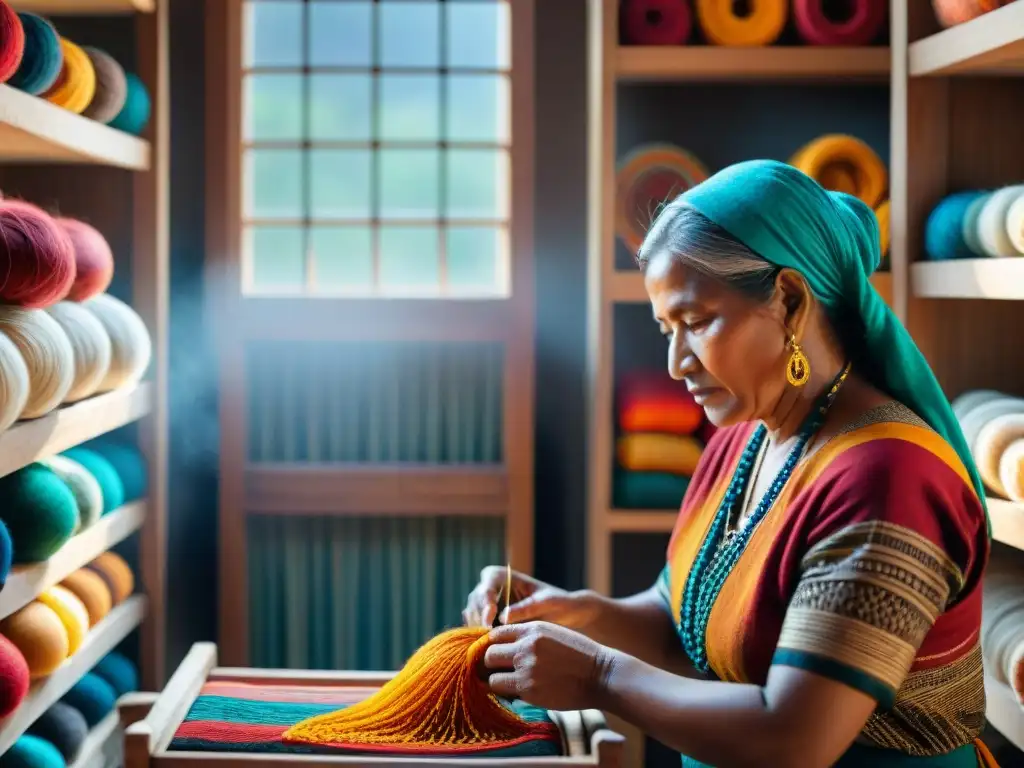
[
  {"xmin": 0, "ymin": 465, "xmax": 78, "ymax": 564},
  {"xmin": 92, "ymin": 651, "xmax": 138, "ymax": 697},
  {"xmin": 0, "ymin": 520, "xmax": 11, "ymax": 586},
  {"xmin": 61, "ymin": 447, "xmax": 125, "ymax": 514},
  {"xmin": 27, "ymin": 702, "xmax": 88, "ymax": 762},
  {"xmin": 924, "ymin": 190, "xmax": 986, "ymax": 261},
  {"xmin": 60, "ymin": 673, "xmax": 116, "ymax": 727},
  {"xmin": 108, "ymin": 73, "xmax": 150, "ymax": 136},
  {"xmin": 0, "ymin": 734, "xmax": 66, "ymax": 768},
  {"xmin": 7, "ymin": 13, "xmax": 62, "ymax": 96},
  {"xmin": 82, "ymin": 439, "xmax": 147, "ymax": 503}
]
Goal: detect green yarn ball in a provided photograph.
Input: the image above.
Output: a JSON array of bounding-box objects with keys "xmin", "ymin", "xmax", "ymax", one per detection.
[
  {"xmin": 92, "ymin": 651, "xmax": 138, "ymax": 697},
  {"xmin": 0, "ymin": 734, "xmax": 66, "ymax": 767},
  {"xmin": 27, "ymin": 702, "xmax": 88, "ymax": 762},
  {"xmin": 39, "ymin": 456, "xmax": 103, "ymax": 533},
  {"xmin": 108, "ymin": 73, "xmax": 150, "ymax": 136},
  {"xmin": 61, "ymin": 448, "xmax": 125, "ymax": 515},
  {"xmin": 60, "ymin": 673, "xmax": 116, "ymax": 727},
  {"xmin": 0, "ymin": 465, "xmax": 78, "ymax": 564},
  {"xmin": 82, "ymin": 440, "xmax": 147, "ymax": 503}
]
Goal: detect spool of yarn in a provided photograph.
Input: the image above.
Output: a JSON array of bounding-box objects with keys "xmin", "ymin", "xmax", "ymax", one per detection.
[
  {"xmin": 55, "ymin": 218, "xmax": 114, "ymax": 302},
  {"xmin": 792, "ymin": 0, "xmax": 886, "ymax": 45},
  {"xmin": 37, "ymin": 586, "xmax": 89, "ymax": 656},
  {"xmin": 694, "ymin": 0, "xmax": 786, "ymax": 46},
  {"xmin": 0, "ymin": 519, "xmax": 12, "ymax": 586},
  {"xmin": 85, "ymin": 551, "xmax": 134, "ymax": 604},
  {"xmin": 61, "ymin": 673, "xmax": 117, "ymax": 727},
  {"xmin": 952, "ymin": 388, "xmax": 1003, "ymax": 421},
  {"xmin": 62, "ymin": 446, "xmax": 125, "ymax": 514},
  {"xmin": 0, "ymin": 330, "xmax": 30, "ymax": 433},
  {"xmin": 977, "ymin": 185, "xmax": 1024, "ymax": 258},
  {"xmin": 975, "ymin": 413, "xmax": 1024, "ymax": 498},
  {"xmin": 999, "ymin": 439, "xmax": 1024, "ymax": 503},
  {"xmin": 80, "ymin": 47, "xmax": 127, "ymax": 124},
  {"xmin": 0, "ymin": 635, "xmax": 30, "ymax": 718},
  {"xmin": 875, "ymin": 199, "xmax": 890, "ymax": 259},
  {"xmin": 0, "ymin": 308, "xmax": 75, "ymax": 420},
  {"xmin": 0, "ymin": 1, "xmax": 25, "ymax": 83},
  {"xmin": 0, "ymin": 463, "xmax": 79, "ymax": 563},
  {"xmin": 44, "ymin": 302, "xmax": 112, "ymax": 404},
  {"xmin": 41, "ymin": 37, "xmax": 96, "ymax": 115},
  {"xmin": 108, "ymin": 72, "xmax": 151, "ymax": 136},
  {"xmin": 959, "ymin": 394, "xmax": 1024, "ymax": 457},
  {"xmin": 0, "ymin": 601, "xmax": 70, "ymax": 678},
  {"xmin": 931, "ymin": 0, "xmax": 1008, "ymax": 28},
  {"xmin": 83, "ymin": 294, "xmax": 152, "ymax": 392},
  {"xmin": 790, "ymin": 135, "xmax": 887, "ymax": 208},
  {"xmin": 60, "ymin": 569, "xmax": 112, "ymax": 627},
  {"xmin": 39, "ymin": 455, "xmax": 103, "ymax": 532},
  {"xmin": 27, "ymin": 702, "xmax": 89, "ymax": 762},
  {"xmin": 620, "ymin": 0, "xmax": 691, "ymax": 45},
  {"xmin": 924, "ymin": 191, "xmax": 986, "ymax": 261},
  {"xmin": 1006, "ymin": 189, "xmax": 1024, "ymax": 255},
  {"xmin": 84, "ymin": 439, "xmax": 147, "ymax": 502},
  {"xmin": 0, "ymin": 199, "xmax": 76, "ymax": 308},
  {"xmin": 0, "ymin": 734, "xmax": 67, "ymax": 768},
  {"xmin": 7, "ymin": 12, "xmax": 61, "ymax": 95},
  {"xmin": 961, "ymin": 192, "xmax": 991, "ymax": 257},
  {"xmin": 92, "ymin": 651, "xmax": 138, "ymax": 696}
]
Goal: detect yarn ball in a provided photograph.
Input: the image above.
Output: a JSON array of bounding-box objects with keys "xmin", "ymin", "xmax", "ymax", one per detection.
[
  {"xmin": 0, "ymin": 308, "xmax": 75, "ymax": 419},
  {"xmin": 92, "ymin": 651, "xmax": 138, "ymax": 696},
  {"xmin": 39, "ymin": 455, "xmax": 103, "ymax": 532},
  {"xmin": 61, "ymin": 673, "xmax": 116, "ymax": 727},
  {"xmin": 0, "ymin": 199, "xmax": 77, "ymax": 308},
  {"xmin": 62, "ymin": 446, "xmax": 125, "ymax": 514},
  {"xmin": 85, "ymin": 551, "xmax": 133, "ymax": 604},
  {"xmin": 41, "ymin": 38, "xmax": 95, "ymax": 115},
  {"xmin": 0, "ymin": 330, "xmax": 30, "ymax": 433},
  {"xmin": 0, "ymin": 635, "xmax": 30, "ymax": 717},
  {"xmin": 43, "ymin": 302, "xmax": 112, "ymax": 404},
  {"xmin": 37, "ymin": 586, "xmax": 89, "ymax": 656},
  {"xmin": 931, "ymin": 0, "xmax": 1008, "ymax": 28},
  {"xmin": 978, "ymin": 185, "xmax": 1024, "ymax": 258},
  {"xmin": 925, "ymin": 190, "xmax": 986, "ymax": 261},
  {"xmin": 82, "ymin": 294, "xmax": 151, "ymax": 392},
  {"xmin": 108, "ymin": 72, "xmax": 150, "ymax": 136},
  {"xmin": 0, "ymin": 519, "xmax": 12, "ymax": 585},
  {"xmin": 54, "ymin": 218, "xmax": 114, "ymax": 302},
  {"xmin": 7, "ymin": 13, "xmax": 61, "ymax": 95},
  {"xmin": 80, "ymin": 47, "xmax": 126, "ymax": 124},
  {"xmin": 0, "ymin": 601, "xmax": 69, "ymax": 678},
  {"xmin": 0, "ymin": 463, "xmax": 79, "ymax": 563},
  {"xmin": 59, "ymin": 569, "xmax": 112, "ymax": 627},
  {"xmin": 0, "ymin": 734, "xmax": 67, "ymax": 768},
  {"xmin": 1006, "ymin": 189, "xmax": 1024, "ymax": 255},
  {"xmin": 0, "ymin": 1, "xmax": 25, "ymax": 84},
  {"xmin": 962, "ymin": 192, "xmax": 991, "ymax": 256},
  {"xmin": 84, "ymin": 440, "xmax": 147, "ymax": 502},
  {"xmin": 27, "ymin": 702, "xmax": 89, "ymax": 762}
]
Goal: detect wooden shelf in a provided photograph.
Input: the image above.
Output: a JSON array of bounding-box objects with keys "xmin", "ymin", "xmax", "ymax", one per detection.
[
  {"xmin": 616, "ymin": 46, "xmax": 891, "ymax": 83},
  {"xmin": 984, "ymin": 672, "xmax": 1024, "ymax": 751},
  {"xmin": 0, "ymin": 85, "xmax": 149, "ymax": 170},
  {"xmin": 0, "ymin": 502, "xmax": 146, "ymax": 620},
  {"xmin": 608, "ymin": 510, "xmax": 677, "ymax": 533},
  {"xmin": 911, "ymin": 258, "xmax": 1024, "ymax": 300},
  {"xmin": 909, "ymin": 3, "xmax": 1024, "ymax": 77},
  {"xmin": 0, "ymin": 596, "xmax": 147, "ymax": 755},
  {"xmin": 990, "ymin": 497, "xmax": 1024, "ymax": 552},
  {"xmin": 10, "ymin": 0, "xmax": 153, "ymax": 13},
  {"xmin": 68, "ymin": 710, "xmax": 122, "ymax": 768},
  {"xmin": 0, "ymin": 383, "xmax": 152, "ymax": 480}
]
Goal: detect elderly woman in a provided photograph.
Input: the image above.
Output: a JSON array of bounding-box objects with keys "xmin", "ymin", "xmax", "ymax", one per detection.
[{"xmin": 464, "ymin": 160, "xmax": 993, "ymax": 768}]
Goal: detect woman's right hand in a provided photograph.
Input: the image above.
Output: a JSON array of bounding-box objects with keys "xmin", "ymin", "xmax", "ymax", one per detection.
[{"xmin": 463, "ymin": 566, "xmax": 602, "ymax": 630}]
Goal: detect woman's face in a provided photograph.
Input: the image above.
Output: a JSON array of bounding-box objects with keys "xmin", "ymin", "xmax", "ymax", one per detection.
[{"xmin": 643, "ymin": 248, "xmax": 790, "ymax": 427}]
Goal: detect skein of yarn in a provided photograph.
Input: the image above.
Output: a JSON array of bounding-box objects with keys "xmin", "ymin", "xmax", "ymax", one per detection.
[
  {"xmin": 41, "ymin": 37, "xmax": 96, "ymax": 114},
  {"xmin": 0, "ymin": 635, "xmax": 30, "ymax": 718},
  {"xmin": 81, "ymin": 46, "xmax": 127, "ymax": 123},
  {"xmin": 790, "ymin": 134, "xmax": 888, "ymax": 209},
  {"xmin": 0, "ymin": 0, "xmax": 25, "ymax": 83},
  {"xmin": 924, "ymin": 191, "xmax": 986, "ymax": 261},
  {"xmin": 1006, "ymin": 189, "xmax": 1024, "ymax": 255},
  {"xmin": 977, "ymin": 185, "xmax": 1024, "ymax": 257},
  {"xmin": 55, "ymin": 217, "xmax": 114, "ymax": 301},
  {"xmin": 931, "ymin": 0, "xmax": 1008, "ymax": 28},
  {"xmin": 83, "ymin": 293, "xmax": 152, "ymax": 392},
  {"xmin": 108, "ymin": 72, "xmax": 151, "ymax": 136},
  {"xmin": 0, "ymin": 601, "xmax": 70, "ymax": 678},
  {"xmin": 792, "ymin": 0, "xmax": 886, "ymax": 46},
  {"xmin": 6, "ymin": 12, "xmax": 60, "ymax": 95},
  {"xmin": 0, "ymin": 307, "xmax": 75, "ymax": 420},
  {"xmin": 40, "ymin": 454, "xmax": 104, "ymax": 532},
  {"xmin": 44, "ymin": 301, "xmax": 112, "ymax": 403},
  {"xmin": 0, "ymin": 199, "xmax": 76, "ymax": 308},
  {"xmin": 0, "ymin": 330, "xmax": 30, "ymax": 433}
]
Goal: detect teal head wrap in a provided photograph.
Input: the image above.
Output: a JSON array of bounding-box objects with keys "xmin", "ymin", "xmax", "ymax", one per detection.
[{"xmin": 678, "ymin": 159, "xmax": 987, "ymax": 519}]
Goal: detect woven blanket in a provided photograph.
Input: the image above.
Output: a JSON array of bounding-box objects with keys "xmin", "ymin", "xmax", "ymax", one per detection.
[{"xmin": 170, "ymin": 681, "xmax": 564, "ymax": 758}]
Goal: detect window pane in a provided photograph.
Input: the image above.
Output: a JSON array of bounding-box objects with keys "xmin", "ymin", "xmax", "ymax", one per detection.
[
  {"xmin": 244, "ymin": 148, "xmax": 303, "ymax": 219},
  {"xmin": 380, "ymin": 226, "xmax": 439, "ymax": 293},
  {"xmin": 310, "ymin": 74, "xmax": 372, "ymax": 141},
  {"xmin": 380, "ymin": 74, "xmax": 440, "ymax": 142},
  {"xmin": 446, "ymin": 2, "xmax": 509, "ymax": 70},
  {"xmin": 447, "ymin": 74, "xmax": 509, "ymax": 143},
  {"xmin": 446, "ymin": 149, "xmax": 508, "ymax": 219},
  {"xmin": 244, "ymin": 1, "xmax": 302, "ymax": 67},
  {"xmin": 309, "ymin": 1, "xmax": 372, "ymax": 67},
  {"xmin": 446, "ymin": 226, "xmax": 505, "ymax": 294},
  {"xmin": 380, "ymin": 149, "xmax": 440, "ymax": 220},
  {"xmin": 245, "ymin": 74, "xmax": 303, "ymax": 141},
  {"xmin": 378, "ymin": 1, "xmax": 440, "ymax": 68},
  {"xmin": 310, "ymin": 149, "xmax": 372, "ymax": 219},
  {"xmin": 247, "ymin": 225, "xmax": 305, "ymax": 292},
  {"xmin": 310, "ymin": 227, "xmax": 373, "ymax": 292}
]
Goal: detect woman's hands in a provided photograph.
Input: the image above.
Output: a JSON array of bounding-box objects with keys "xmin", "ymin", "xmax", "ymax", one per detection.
[{"xmin": 463, "ymin": 566, "xmax": 602, "ymax": 630}]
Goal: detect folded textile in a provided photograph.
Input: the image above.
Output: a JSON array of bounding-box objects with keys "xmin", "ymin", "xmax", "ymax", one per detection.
[
  {"xmin": 617, "ymin": 433, "xmax": 703, "ymax": 475},
  {"xmin": 614, "ymin": 470, "xmax": 690, "ymax": 510}
]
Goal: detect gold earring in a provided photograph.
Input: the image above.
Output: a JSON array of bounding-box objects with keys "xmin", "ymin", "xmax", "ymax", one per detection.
[{"xmin": 786, "ymin": 334, "xmax": 810, "ymax": 387}]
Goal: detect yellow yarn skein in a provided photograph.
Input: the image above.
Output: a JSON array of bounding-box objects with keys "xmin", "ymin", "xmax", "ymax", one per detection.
[
  {"xmin": 695, "ymin": 0, "xmax": 787, "ymax": 46},
  {"xmin": 38, "ymin": 586, "xmax": 90, "ymax": 656},
  {"xmin": 43, "ymin": 38, "xmax": 97, "ymax": 115},
  {"xmin": 790, "ymin": 135, "xmax": 888, "ymax": 209}
]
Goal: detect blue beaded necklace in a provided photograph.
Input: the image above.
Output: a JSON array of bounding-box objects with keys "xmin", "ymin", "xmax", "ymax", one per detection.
[{"xmin": 678, "ymin": 361, "xmax": 852, "ymax": 673}]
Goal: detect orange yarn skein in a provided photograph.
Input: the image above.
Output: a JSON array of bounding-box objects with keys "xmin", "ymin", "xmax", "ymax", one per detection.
[{"xmin": 282, "ymin": 626, "xmax": 558, "ymax": 752}]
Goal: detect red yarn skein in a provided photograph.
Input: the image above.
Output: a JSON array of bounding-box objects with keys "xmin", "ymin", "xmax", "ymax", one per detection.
[
  {"xmin": 0, "ymin": 634, "xmax": 30, "ymax": 717},
  {"xmin": 0, "ymin": 199, "xmax": 77, "ymax": 308},
  {"xmin": 56, "ymin": 217, "xmax": 114, "ymax": 301},
  {"xmin": 0, "ymin": 0, "xmax": 25, "ymax": 83}
]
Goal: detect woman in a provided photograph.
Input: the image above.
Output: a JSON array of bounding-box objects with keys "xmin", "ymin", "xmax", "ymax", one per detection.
[{"xmin": 464, "ymin": 160, "xmax": 993, "ymax": 768}]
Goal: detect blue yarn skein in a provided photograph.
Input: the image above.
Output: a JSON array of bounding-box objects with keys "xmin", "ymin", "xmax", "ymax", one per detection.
[
  {"xmin": 0, "ymin": 520, "xmax": 12, "ymax": 588},
  {"xmin": 108, "ymin": 73, "xmax": 151, "ymax": 136},
  {"xmin": 924, "ymin": 190, "xmax": 986, "ymax": 261},
  {"xmin": 7, "ymin": 13, "xmax": 62, "ymax": 96},
  {"xmin": 0, "ymin": 734, "xmax": 66, "ymax": 768}
]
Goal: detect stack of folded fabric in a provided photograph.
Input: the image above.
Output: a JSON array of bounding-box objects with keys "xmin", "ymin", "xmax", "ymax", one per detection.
[{"xmin": 613, "ymin": 371, "xmax": 714, "ymax": 510}]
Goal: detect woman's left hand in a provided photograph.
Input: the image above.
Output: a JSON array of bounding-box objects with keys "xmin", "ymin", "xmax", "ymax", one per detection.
[{"xmin": 481, "ymin": 621, "xmax": 613, "ymax": 711}]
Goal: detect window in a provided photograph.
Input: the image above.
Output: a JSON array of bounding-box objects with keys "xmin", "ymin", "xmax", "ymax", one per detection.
[{"xmin": 241, "ymin": 0, "xmax": 512, "ymax": 298}]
